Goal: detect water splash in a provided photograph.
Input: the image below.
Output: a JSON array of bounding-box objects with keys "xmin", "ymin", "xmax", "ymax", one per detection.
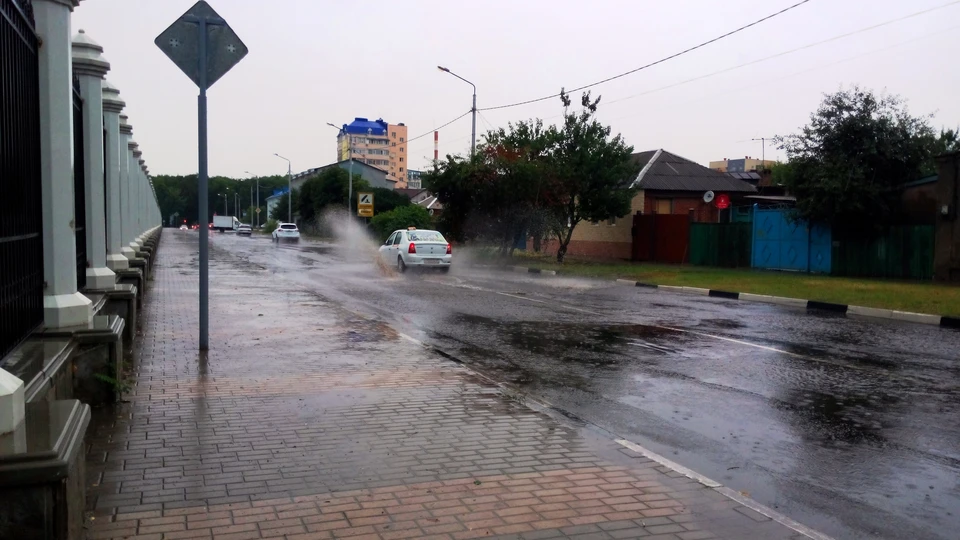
[{"xmin": 321, "ymin": 208, "xmax": 397, "ymax": 278}]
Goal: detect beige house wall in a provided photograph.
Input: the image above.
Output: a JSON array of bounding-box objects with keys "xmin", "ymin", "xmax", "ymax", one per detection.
[{"xmin": 570, "ymin": 190, "xmax": 644, "ymax": 244}]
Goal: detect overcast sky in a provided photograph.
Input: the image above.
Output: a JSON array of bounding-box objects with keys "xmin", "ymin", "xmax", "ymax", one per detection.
[{"xmin": 73, "ymin": 0, "xmax": 959, "ymax": 179}]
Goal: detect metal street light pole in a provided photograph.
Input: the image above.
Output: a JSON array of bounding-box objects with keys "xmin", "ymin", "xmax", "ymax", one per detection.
[
  {"xmin": 327, "ymin": 122, "xmax": 354, "ymax": 215},
  {"xmin": 245, "ymin": 170, "xmax": 259, "ymax": 228},
  {"xmin": 274, "ymin": 153, "xmax": 292, "ymax": 223},
  {"xmin": 244, "ymin": 171, "xmax": 253, "ymax": 226},
  {"xmin": 438, "ymin": 66, "xmax": 476, "ymax": 156}
]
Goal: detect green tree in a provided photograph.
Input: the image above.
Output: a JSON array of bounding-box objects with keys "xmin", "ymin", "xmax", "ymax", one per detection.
[
  {"xmin": 270, "ymin": 189, "xmax": 299, "ymax": 222},
  {"xmin": 369, "ymin": 205, "xmax": 433, "ymax": 242},
  {"xmin": 774, "ymin": 86, "xmax": 937, "ymax": 230},
  {"xmin": 426, "ymin": 119, "xmax": 556, "ymax": 254},
  {"xmin": 549, "ymin": 90, "xmax": 639, "ymax": 262},
  {"xmin": 370, "ymin": 187, "xmax": 411, "ymax": 215}
]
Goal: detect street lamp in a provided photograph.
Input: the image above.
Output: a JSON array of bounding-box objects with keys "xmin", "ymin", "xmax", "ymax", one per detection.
[
  {"xmin": 327, "ymin": 122, "xmax": 355, "ymax": 213},
  {"xmin": 438, "ymin": 65, "xmax": 476, "ymax": 156},
  {"xmin": 244, "ymin": 170, "xmax": 258, "ymax": 227},
  {"xmin": 218, "ymin": 192, "xmax": 228, "ymax": 215},
  {"xmin": 273, "ymin": 153, "xmax": 292, "ymax": 223}
]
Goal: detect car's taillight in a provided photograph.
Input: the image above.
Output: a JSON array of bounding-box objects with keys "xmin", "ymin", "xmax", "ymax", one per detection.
[
  {"xmin": 408, "ymin": 243, "xmax": 417, "ymax": 254},
  {"xmin": 446, "ymin": 243, "xmax": 452, "ymax": 254}
]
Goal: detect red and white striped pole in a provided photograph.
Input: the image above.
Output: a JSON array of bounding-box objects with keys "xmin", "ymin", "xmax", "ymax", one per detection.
[{"xmin": 434, "ymin": 131, "xmax": 439, "ymax": 164}]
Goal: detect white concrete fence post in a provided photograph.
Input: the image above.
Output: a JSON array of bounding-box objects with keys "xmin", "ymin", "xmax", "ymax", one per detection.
[
  {"xmin": 133, "ymin": 150, "xmax": 144, "ymax": 245},
  {"xmin": 127, "ymin": 141, "xmax": 141, "ymax": 253},
  {"xmin": 34, "ymin": 0, "xmax": 91, "ymax": 328},
  {"xmin": 72, "ymin": 29, "xmax": 115, "ymax": 290},
  {"xmin": 102, "ymin": 80, "xmax": 128, "ymax": 270},
  {"xmin": 118, "ymin": 115, "xmax": 135, "ymax": 260}
]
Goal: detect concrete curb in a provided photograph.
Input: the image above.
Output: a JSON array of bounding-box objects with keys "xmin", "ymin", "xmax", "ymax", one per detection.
[
  {"xmin": 615, "ymin": 278, "xmax": 953, "ymax": 328},
  {"xmin": 477, "ymin": 263, "xmax": 956, "ymax": 329},
  {"xmin": 615, "ymin": 439, "xmax": 835, "ymax": 540}
]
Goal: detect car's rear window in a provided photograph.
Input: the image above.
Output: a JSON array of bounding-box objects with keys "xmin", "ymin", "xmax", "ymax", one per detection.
[
  {"xmin": 280, "ymin": 224, "xmax": 298, "ymax": 230},
  {"xmin": 408, "ymin": 231, "xmax": 444, "ymax": 242}
]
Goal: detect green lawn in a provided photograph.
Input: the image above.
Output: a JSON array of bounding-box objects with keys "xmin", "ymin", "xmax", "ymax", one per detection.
[{"xmin": 509, "ymin": 252, "xmax": 960, "ymax": 317}]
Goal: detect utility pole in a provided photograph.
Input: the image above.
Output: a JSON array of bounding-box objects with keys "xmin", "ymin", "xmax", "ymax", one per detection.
[
  {"xmin": 274, "ymin": 153, "xmax": 292, "ymax": 223},
  {"xmin": 750, "ymin": 137, "xmax": 771, "ymax": 163},
  {"xmin": 327, "ymin": 122, "xmax": 355, "ymax": 215},
  {"xmin": 438, "ymin": 66, "xmax": 476, "ymax": 156}
]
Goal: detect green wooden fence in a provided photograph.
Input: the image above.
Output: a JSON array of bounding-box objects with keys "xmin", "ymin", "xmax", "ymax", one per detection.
[
  {"xmin": 832, "ymin": 226, "xmax": 935, "ymax": 280},
  {"xmin": 689, "ymin": 222, "xmax": 752, "ymax": 268}
]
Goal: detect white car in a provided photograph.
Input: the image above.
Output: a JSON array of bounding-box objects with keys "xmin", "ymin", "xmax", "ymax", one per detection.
[
  {"xmin": 179, "ymin": 224, "xmax": 188, "ymax": 231},
  {"xmin": 237, "ymin": 224, "xmax": 252, "ymax": 236},
  {"xmin": 379, "ymin": 228, "xmax": 451, "ymax": 273},
  {"xmin": 272, "ymin": 222, "xmax": 300, "ymax": 242}
]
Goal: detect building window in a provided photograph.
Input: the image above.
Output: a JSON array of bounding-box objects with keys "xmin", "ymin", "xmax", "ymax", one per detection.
[
  {"xmin": 400, "ymin": 167, "xmax": 404, "ymax": 173},
  {"xmin": 392, "ymin": 142, "xmax": 396, "ymax": 147},
  {"xmin": 399, "ymin": 157, "xmax": 404, "ymax": 162},
  {"xmin": 391, "ymin": 131, "xmax": 396, "ymax": 138},
  {"xmin": 655, "ymin": 199, "xmax": 671, "ymax": 214},
  {"xmin": 400, "ymin": 147, "xmax": 404, "ymax": 152},
  {"xmin": 400, "ymin": 137, "xmax": 404, "ymax": 142}
]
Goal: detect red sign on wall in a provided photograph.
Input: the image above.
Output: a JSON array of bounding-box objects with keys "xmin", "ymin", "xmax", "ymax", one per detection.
[{"xmin": 715, "ymin": 194, "xmax": 730, "ymax": 209}]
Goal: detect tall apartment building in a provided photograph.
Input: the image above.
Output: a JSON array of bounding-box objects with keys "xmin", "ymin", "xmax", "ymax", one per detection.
[{"xmin": 336, "ymin": 117, "xmax": 409, "ymax": 188}]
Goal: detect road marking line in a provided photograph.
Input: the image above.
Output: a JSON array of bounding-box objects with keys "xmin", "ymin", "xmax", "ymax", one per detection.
[
  {"xmin": 653, "ymin": 325, "xmax": 809, "ymax": 359},
  {"xmin": 496, "ymin": 291, "xmax": 547, "ymax": 303},
  {"xmin": 615, "ymin": 439, "xmax": 835, "ymax": 540}
]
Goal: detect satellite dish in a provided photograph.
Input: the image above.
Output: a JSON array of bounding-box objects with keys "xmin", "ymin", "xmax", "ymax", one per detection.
[{"xmin": 703, "ymin": 191, "xmax": 715, "ymax": 203}]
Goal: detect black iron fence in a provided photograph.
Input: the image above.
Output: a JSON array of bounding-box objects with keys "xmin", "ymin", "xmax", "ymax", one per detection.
[
  {"xmin": 73, "ymin": 74, "xmax": 87, "ymax": 290},
  {"xmin": 0, "ymin": 0, "xmax": 44, "ymax": 359}
]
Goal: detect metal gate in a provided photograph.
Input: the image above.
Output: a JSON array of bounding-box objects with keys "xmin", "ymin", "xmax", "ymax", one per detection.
[
  {"xmin": 751, "ymin": 207, "xmax": 831, "ymax": 273},
  {"xmin": 73, "ymin": 73, "xmax": 87, "ymax": 290},
  {"xmin": 632, "ymin": 213, "xmax": 690, "ymax": 263},
  {"xmin": 0, "ymin": 0, "xmax": 44, "ymax": 359}
]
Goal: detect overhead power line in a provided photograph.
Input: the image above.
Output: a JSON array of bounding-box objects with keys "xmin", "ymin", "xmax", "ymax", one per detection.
[
  {"xmin": 602, "ymin": 1, "xmax": 960, "ymax": 109},
  {"xmin": 478, "ymin": 0, "xmax": 814, "ymax": 112},
  {"xmin": 407, "ymin": 110, "xmax": 472, "ymax": 143}
]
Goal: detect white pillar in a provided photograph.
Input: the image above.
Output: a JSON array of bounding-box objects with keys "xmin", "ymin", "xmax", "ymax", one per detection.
[
  {"xmin": 102, "ymin": 80, "xmax": 127, "ymax": 270},
  {"xmin": 133, "ymin": 150, "xmax": 144, "ymax": 243},
  {"xmin": 0, "ymin": 370, "xmax": 25, "ymax": 441},
  {"xmin": 126, "ymin": 138, "xmax": 141, "ymax": 254},
  {"xmin": 72, "ymin": 29, "xmax": 115, "ymax": 289},
  {"xmin": 118, "ymin": 116, "xmax": 136, "ymax": 260},
  {"xmin": 35, "ymin": 0, "xmax": 91, "ymax": 328}
]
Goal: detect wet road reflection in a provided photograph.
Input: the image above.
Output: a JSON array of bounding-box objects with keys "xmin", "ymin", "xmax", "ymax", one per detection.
[{"xmin": 209, "ymin": 232, "xmax": 960, "ymax": 540}]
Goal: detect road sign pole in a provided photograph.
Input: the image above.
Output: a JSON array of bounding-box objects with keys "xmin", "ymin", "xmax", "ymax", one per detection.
[
  {"xmin": 156, "ymin": 1, "xmax": 247, "ymax": 351},
  {"xmin": 197, "ymin": 16, "xmax": 209, "ymax": 350}
]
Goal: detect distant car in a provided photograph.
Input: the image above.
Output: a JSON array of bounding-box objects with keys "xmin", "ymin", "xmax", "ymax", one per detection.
[
  {"xmin": 237, "ymin": 224, "xmax": 252, "ymax": 236},
  {"xmin": 379, "ymin": 228, "xmax": 451, "ymax": 273},
  {"xmin": 191, "ymin": 224, "xmax": 199, "ymax": 230},
  {"xmin": 179, "ymin": 224, "xmax": 188, "ymax": 231},
  {"xmin": 272, "ymin": 222, "xmax": 300, "ymax": 242}
]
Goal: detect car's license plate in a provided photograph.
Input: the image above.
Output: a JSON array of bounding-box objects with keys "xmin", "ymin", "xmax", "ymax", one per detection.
[{"xmin": 424, "ymin": 259, "xmax": 439, "ymax": 265}]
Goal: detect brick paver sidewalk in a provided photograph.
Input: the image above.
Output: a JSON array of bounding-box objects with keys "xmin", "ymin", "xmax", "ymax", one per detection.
[{"xmin": 84, "ymin": 233, "xmax": 817, "ymax": 540}]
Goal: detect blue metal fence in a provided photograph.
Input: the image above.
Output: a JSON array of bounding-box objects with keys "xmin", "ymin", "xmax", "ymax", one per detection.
[{"xmin": 751, "ymin": 207, "xmax": 831, "ymax": 273}]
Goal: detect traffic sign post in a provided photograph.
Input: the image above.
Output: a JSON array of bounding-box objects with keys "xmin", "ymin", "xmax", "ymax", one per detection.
[
  {"xmin": 357, "ymin": 192, "xmax": 374, "ymax": 218},
  {"xmin": 155, "ymin": 1, "xmax": 247, "ymax": 350}
]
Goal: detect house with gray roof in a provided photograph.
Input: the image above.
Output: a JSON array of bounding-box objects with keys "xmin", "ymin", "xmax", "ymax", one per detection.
[{"xmin": 557, "ymin": 149, "xmax": 757, "ymax": 260}]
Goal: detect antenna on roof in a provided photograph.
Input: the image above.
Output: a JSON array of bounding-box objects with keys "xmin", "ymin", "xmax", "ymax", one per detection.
[{"xmin": 749, "ymin": 137, "xmax": 773, "ymax": 163}]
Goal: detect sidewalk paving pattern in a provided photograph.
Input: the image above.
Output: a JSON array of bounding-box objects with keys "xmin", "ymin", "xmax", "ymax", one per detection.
[{"xmin": 84, "ymin": 233, "xmax": 813, "ymax": 540}]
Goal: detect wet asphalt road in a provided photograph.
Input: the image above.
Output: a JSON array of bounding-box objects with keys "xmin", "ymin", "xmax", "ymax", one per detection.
[{"xmin": 209, "ymin": 232, "xmax": 959, "ymax": 540}]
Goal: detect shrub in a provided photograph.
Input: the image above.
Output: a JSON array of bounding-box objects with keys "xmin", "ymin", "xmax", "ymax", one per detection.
[{"xmin": 370, "ymin": 205, "xmax": 433, "ymax": 241}]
